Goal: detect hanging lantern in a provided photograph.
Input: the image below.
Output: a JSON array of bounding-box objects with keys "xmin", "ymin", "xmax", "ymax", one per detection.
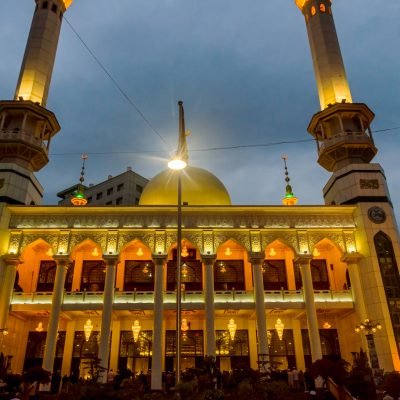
[
  {"xmin": 275, "ymin": 318, "xmax": 284, "ymax": 341},
  {"xmin": 181, "ymin": 263, "xmax": 189, "ymax": 278},
  {"xmin": 181, "ymin": 244, "xmax": 189, "ymax": 258},
  {"xmin": 220, "ymin": 262, "xmax": 226, "ymax": 274},
  {"xmin": 181, "ymin": 318, "xmax": 189, "ymax": 333},
  {"xmin": 224, "ymin": 248, "xmax": 232, "ymax": 256},
  {"xmin": 132, "ymin": 320, "xmax": 141, "ymax": 342},
  {"xmin": 227, "ymin": 319, "xmax": 237, "ymax": 341},
  {"xmin": 91, "ymin": 248, "xmax": 99, "ymax": 257},
  {"xmin": 46, "ymin": 248, "xmax": 53, "ymax": 257},
  {"xmin": 84, "ymin": 319, "xmax": 93, "ymax": 342},
  {"xmin": 136, "ymin": 248, "xmax": 144, "ymax": 256},
  {"xmin": 313, "ymin": 248, "xmax": 320, "ymax": 257},
  {"xmin": 35, "ymin": 322, "xmax": 44, "ymax": 332},
  {"xmin": 323, "ymin": 321, "xmax": 331, "ymax": 329},
  {"xmin": 142, "ymin": 263, "xmax": 149, "ymax": 274}
]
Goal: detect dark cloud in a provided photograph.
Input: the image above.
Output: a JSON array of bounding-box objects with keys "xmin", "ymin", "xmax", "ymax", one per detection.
[{"xmin": 1, "ymin": 0, "xmax": 400, "ymax": 209}]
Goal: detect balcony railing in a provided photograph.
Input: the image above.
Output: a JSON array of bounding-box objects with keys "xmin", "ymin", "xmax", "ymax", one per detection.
[{"xmin": 11, "ymin": 289, "xmax": 353, "ymax": 306}]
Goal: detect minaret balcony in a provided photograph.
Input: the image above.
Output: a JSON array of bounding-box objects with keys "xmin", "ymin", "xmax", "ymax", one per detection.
[{"xmin": 317, "ymin": 133, "xmax": 378, "ymax": 172}]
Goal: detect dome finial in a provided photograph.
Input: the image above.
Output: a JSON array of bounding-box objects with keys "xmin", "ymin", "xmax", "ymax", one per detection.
[
  {"xmin": 281, "ymin": 155, "xmax": 298, "ymax": 206},
  {"xmin": 71, "ymin": 153, "xmax": 88, "ymax": 206}
]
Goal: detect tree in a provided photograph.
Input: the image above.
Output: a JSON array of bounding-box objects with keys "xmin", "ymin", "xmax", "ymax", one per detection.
[
  {"xmin": 345, "ymin": 349, "xmax": 377, "ymax": 400},
  {"xmin": 22, "ymin": 366, "xmax": 51, "ymax": 397},
  {"xmin": 310, "ymin": 358, "xmax": 350, "ymax": 386}
]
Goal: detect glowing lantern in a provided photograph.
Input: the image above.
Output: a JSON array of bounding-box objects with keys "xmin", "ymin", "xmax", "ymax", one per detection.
[
  {"xmin": 275, "ymin": 318, "xmax": 284, "ymax": 341},
  {"xmin": 132, "ymin": 320, "xmax": 141, "ymax": 343},
  {"xmin": 84, "ymin": 319, "xmax": 93, "ymax": 342},
  {"xmin": 227, "ymin": 319, "xmax": 237, "ymax": 341}
]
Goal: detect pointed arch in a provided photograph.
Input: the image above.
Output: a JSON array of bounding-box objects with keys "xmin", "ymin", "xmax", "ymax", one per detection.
[
  {"xmin": 374, "ymin": 231, "xmax": 400, "ymax": 358},
  {"xmin": 119, "ymin": 239, "xmax": 154, "ymax": 292},
  {"xmin": 70, "ymin": 238, "xmax": 102, "ymax": 259},
  {"xmin": 166, "ymin": 238, "xmax": 202, "ymax": 291},
  {"xmin": 20, "ymin": 238, "xmax": 53, "ymax": 261}
]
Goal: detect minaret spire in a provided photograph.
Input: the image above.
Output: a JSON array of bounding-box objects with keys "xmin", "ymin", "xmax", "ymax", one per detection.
[
  {"xmin": 71, "ymin": 154, "xmax": 88, "ymax": 206},
  {"xmin": 281, "ymin": 155, "xmax": 298, "ymax": 206}
]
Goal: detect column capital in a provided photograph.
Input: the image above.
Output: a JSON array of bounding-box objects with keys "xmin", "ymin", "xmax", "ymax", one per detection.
[
  {"xmin": 103, "ymin": 254, "xmax": 119, "ymax": 266},
  {"xmin": 249, "ymin": 253, "xmax": 265, "ymax": 265},
  {"xmin": 295, "ymin": 254, "xmax": 313, "ymax": 265},
  {"xmin": 201, "ymin": 255, "xmax": 216, "ymax": 264},
  {"xmin": 53, "ymin": 255, "xmax": 71, "ymax": 266},
  {"xmin": 1, "ymin": 255, "xmax": 22, "ymax": 266},
  {"xmin": 341, "ymin": 252, "xmax": 363, "ymax": 264},
  {"xmin": 152, "ymin": 255, "xmax": 167, "ymax": 266}
]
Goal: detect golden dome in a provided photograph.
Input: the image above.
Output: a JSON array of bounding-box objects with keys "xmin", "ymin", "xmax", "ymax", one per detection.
[{"xmin": 139, "ymin": 165, "xmax": 231, "ymax": 206}]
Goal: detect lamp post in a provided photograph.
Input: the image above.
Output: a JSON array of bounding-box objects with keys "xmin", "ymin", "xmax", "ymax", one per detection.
[
  {"xmin": 355, "ymin": 318, "xmax": 382, "ymax": 369},
  {"xmin": 168, "ymin": 156, "xmax": 186, "ymax": 384}
]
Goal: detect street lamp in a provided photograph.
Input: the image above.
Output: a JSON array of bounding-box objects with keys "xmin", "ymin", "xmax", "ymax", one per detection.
[
  {"xmin": 355, "ymin": 318, "xmax": 382, "ymax": 369},
  {"xmin": 169, "ymin": 158, "xmax": 186, "ymax": 384}
]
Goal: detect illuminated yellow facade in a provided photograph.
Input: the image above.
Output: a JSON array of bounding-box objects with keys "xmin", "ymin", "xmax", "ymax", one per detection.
[{"xmin": 1, "ymin": 0, "xmax": 400, "ymax": 393}]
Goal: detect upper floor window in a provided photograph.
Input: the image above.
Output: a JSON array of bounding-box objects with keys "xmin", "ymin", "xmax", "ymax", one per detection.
[
  {"xmin": 42, "ymin": 1, "xmax": 48, "ymax": 9},
  {"xmin": 294, "ymin": 259, "xmax": 330, "ymax": 290},
  {"xmin": 107, "ymin": 187, "xmax": 113, "ymax": 196},
  {"xmin": 319, "ymin": 4, "xmax": 326, "ymax": 12},
  {"xmin": 311, "ymin": 6, "xmax": 316, "ymax": 16},
  {"xmin": 96, "ymin": 192, "xmax": 103, "ymax": 200},
  {"xmin": 263, "ymin": 260, "xmax": 288, "ymax": 290},
  {"xmin": 36, "ymin": 260, "xmax": 74, "ymax": 292},
  {"xmin": 136, "ymin": 184, "xmax": 143, "ymax": 193},
  {"xmin": 124, "ymin": 260, "xmax": 155, "ymax": 291},
  {"xmin": 51, "ymin": 4, "xmax": 58, "ymax": 13},
  {"xmin": 214, "ymin": 260, "xmax": 245, "ymax": 291},
  {"xmin": 167, "ymin": 259, "xmax": 202, "ymax": 291},
  {"xmin": 116, "ymin": 197, "xmax": 123, "ymax": 205},
  {"xmin": 117, "ymin": 183, "xmax": 124, "ymax": 192},
  {"xmin": 81, "ymin": 260, "xmax": 105, "ymax": 291}
]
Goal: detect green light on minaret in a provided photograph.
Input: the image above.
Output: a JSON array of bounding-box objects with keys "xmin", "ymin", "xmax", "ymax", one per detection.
[{"xmin": 282, "ymin": 155, "xmax": 298, "ymax": 206}]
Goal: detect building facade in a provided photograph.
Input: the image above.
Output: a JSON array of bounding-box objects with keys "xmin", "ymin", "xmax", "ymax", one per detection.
[
  {"xmin": 57, "ymin": 168, "xmax": 149, "ymax": 206},
  {"xmin": 0, "ymin": 0, "xmax": 400, "ymax": 393}
]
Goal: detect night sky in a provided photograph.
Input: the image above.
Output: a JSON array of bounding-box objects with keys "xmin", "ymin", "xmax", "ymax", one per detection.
[{"xmin": 1, "ymin": 0, "xmax": 400, "ymax": 209}]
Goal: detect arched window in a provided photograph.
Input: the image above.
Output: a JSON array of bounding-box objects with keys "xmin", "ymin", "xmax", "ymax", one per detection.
[
  {"xmin": 374, "ymin": 232, "xmax": 400, "ymax": 356},
  {"xmin": 320, "ymin": 4, "xmax": 326, "ymax": 13},
  {"xmin": 311, "ymin": 6, "xmax": 316, "ymax": 16}
]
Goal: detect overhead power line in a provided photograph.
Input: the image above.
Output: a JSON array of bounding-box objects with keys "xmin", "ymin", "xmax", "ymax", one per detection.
[
  {"xmin": 50, "ymin": 125, "xmax": 400, "ymax": 156},
  {"xmin": 64, "ymin": 17, "xmax": 172, "ymax": 152}
]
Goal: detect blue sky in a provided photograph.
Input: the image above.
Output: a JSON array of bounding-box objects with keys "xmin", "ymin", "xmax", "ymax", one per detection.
[{"xmin": 1, "ymin": 0, "xmax": 400, "ymax": 208}]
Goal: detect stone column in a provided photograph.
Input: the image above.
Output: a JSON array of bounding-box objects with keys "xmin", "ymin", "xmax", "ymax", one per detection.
[
  {"xmin": 251, "ymin": 255, "xmax": 269, "ymax": 359},
  {"xmin": 109, "ymin": 320, "xmax": 121, "ymax": 373},
  {"xmin": 0, "ymin": 256, "xmax": 21, "ymax": 332},
  {"xmin": 341, "ymin": 253, "xmax": 366, "ymax": 320},
  {"xmin": 61, "ymin": 320, "xmax": 76, "ymax": 377},
  {"xmin": 151, "ymin": 256, "xmax": 166, "ymax": 391},
  {"xmin": 42, "ymin": 256, "xmax": 69, "ymax": 372},
  {"xmin": 203, "ymin": 255, "xmax": 216, "ymax": 357},
  {"xmin": 296, "ymin": 255, "xmax": 322, "ymax": 361},
  {"xmin": 98, "ymin": 255, "xmax": 118, "ymax": 383},
  {"xmin": 292, "ymin": 320, "xmax": 305, "ymax": 370}
]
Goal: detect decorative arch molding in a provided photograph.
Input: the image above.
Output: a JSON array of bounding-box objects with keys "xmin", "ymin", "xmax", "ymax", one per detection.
[
  {"xmin": 118, "ymin": 232, "xmax": 155, "ymax": 253},
  {"xmin": 261, "ymin": 232, "xmax": 298, "ymax": 254},
  {"xmin": 19, "ymin": 233, "xmax": 58, "ymax": 255},
  {"xmin": 70, "ymin": 238, "xmax": 103, "ymax": 257},
  {"xmin": 118, "ymin": 238, "xmax": 152, "ymax": 254},
  {"xmin": 308, "ymin": 231, "xmax": 345, "ymax": 254},
  {"xmin": 214, "ymin": 231, "xmax": 251, "ymax": 253},
  {"xmin": 215, "ymin": 237, "xmax": 248, "ymax": 254},
  {"xmin": 263, "ymin": 238, "xmax": 297, "ymax": 255},
  {"xmin": 69, "ymin": 232, "xmax": 107, "ymax": 254}
]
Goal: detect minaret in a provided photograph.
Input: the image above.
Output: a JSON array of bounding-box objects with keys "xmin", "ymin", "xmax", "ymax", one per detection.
[
  {"xmin": 296, "ymin": 0, "xmax": 400, "ymax": 371},
  {"xmin": 295, "ymin": 0, "xmax": 383, "ymax": 206},
  {"xmin": 70, "ymin": 154, "xmax": 88, "ymax": 206},
  {"xmin": 0, "ymin": 0, "xmax": 73, "ymax": 205}
]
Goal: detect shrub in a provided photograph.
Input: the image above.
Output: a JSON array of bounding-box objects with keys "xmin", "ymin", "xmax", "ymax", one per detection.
[{"xmin": 175, "ymin": 381, "xmax": 195, "ymax": 400}]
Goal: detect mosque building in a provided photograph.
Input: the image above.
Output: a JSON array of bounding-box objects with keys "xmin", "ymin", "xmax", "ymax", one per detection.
[{"xmin": 1, "ymin": 0, "xmax": 400, "ymax": 391}]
